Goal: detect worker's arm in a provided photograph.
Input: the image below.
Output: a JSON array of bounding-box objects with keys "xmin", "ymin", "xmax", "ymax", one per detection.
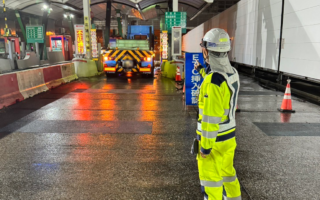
[
  {"xmin": 199, "ymin": 68, "xmax": 206, "ymax": 78},
  {"xmin": 194, "ymin": 60, "xmax": 207, "ymax": 78},
  {"xmin": 196, "ymin": 65, "xmax": 206, "ymax": 79},
  {"xmin": 200, "ymin": 73, "xmax": 225, "ymax": 155}
]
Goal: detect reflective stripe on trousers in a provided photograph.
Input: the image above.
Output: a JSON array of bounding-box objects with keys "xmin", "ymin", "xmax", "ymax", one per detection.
[
  {"xmin": 223, "ymin": 175, "xmax": 237, "ymax": 183},
  {"xmin": 201, "ymin": 180, "xmax": 223, "ymax": 187}
]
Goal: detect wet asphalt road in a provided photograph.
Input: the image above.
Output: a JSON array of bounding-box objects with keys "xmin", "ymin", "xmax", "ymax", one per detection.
[
  {"xmin": 2, "ymin": 73, "xmax": 320, "ymax": 199},
  {"xmin": 0, "ymin": 75, "xmax": 205, "ymax": 200}
]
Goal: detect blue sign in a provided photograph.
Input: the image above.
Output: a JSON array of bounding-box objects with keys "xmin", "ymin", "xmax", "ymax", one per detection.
[{"xmin": 185, "ymin": 53, "xmax": 205, "ymax": 106}]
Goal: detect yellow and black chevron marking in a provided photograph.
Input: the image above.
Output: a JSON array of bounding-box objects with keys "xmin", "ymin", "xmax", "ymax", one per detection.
[{"xmin": 106, "ymin": 50, "xmax": 154, "ymax": 68}]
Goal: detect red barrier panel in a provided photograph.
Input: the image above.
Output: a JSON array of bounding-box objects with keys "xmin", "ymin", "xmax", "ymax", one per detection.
[
  {"xmin": 43, "ymin": 65, "xmax": 63, "ymax": 89},
  {"xmin": 0, "ymin": 73, "xmax": 24, "ymax": 108}
]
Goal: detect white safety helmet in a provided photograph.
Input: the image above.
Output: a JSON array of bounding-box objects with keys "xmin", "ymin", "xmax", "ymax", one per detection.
[{"xmin": 200, "ymin": 28, "xmax": 231, "ymax": 53}]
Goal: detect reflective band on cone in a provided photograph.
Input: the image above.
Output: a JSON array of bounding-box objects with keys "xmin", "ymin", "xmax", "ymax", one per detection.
[
  {"xmin": 175, "ymin": 66, "xmax": 182, "ymax": 82},
  {"xmin": 278, "ymin": 79, "xmax": 295, "ymax": 113}
]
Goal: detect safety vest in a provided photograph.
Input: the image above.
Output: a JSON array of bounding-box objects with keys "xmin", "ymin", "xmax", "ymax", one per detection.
[
  {"xmin": 197, "ymin": 67, "xmax": 240, "ymax": 147},
  {"xmin": 216, "ymin": 68, "xmax": 239, "ymax": 133}
]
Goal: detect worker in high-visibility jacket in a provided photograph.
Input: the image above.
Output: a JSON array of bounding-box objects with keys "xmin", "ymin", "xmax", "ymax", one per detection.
[{"xmin": 196, "ymin": 28, "xmax": 241, "ymax": 200}]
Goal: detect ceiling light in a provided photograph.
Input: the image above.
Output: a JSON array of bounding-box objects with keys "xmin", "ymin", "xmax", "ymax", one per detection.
[
  {"xmin": 64, "ymin": 14, "xmax": 67, "ymax": 18},
  {"xmin": 135, "ymin": 4, "xmax": 141, "ymax": 11},
  {"xmin": 70, "ymin": 14, "xmax": 74, "ymax": 18},
  {"xmin": 43, "ymin": 4, "xmax": 48, "ymax": 9}
]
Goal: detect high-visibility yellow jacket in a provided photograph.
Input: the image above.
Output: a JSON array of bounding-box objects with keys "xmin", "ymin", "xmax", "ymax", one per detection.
[{"xmin": 198, "ymin": 68, "xmax": 240, "ymax": 155}]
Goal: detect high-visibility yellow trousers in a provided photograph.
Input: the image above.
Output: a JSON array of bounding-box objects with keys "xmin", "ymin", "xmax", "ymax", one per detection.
[{"xmin": 197, "ymin": 137, "xmax": 241, "ymax": 200}]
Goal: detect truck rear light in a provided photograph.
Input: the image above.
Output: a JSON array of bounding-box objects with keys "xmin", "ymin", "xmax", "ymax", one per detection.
[
  {"xmin": 140, "ymin": 68, "xmax": 151, "ymax": 72},
  {"xmin": 147, "ymin": 64, "xmax": 151, "ymax": 68},
  {"xmin": 104, "ymin": 56, "xmax": 115, "ymax": 61},
  {"xmin": 143, "ymin": 57, "xmax": 151, "ymax": 61}
]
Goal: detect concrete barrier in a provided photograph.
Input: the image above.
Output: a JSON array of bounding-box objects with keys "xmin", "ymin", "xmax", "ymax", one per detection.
[
  {"xmin": 0, "ymin": 58, "xmax": 13, "ymax": 73},
  {"xmin": 43, "ymin": 65, "xmax": 63, "ymax": 89},
  {"xmin": 0, "ymin": 73, "xmax": 24, "ymax": 108},
  {"xmin": 47, "ymin": 51, "xmax": 65, "ymax": 64},
  {"xmin": 73, "ymin": 58, "xmax": 99, "ymax": 77},
  {"xmin": 16, "ymin": 52, "xmax": 40, "ymax": 70},
  {"xmin": 162, "ymin": 61, "xmax": 177, "ymax": 79},
  {"xmin": 61, "ymin": 63, "xmax": 78, "ymax": 82},
  {"xmin": 0, "ymin": 62, "xmax": 78, "ymax": 109},
  {"xmin": 17, "ymin": 68, "xmax": 48, "ymax": 99}
]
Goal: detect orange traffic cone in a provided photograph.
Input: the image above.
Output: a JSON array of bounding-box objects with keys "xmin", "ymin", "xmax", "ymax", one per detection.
[
  {"xmin": 175, "ymin": 66, "xmax": 182, "ymax": 82},
  {"xmin": 278, "ymin": 79, "xmax": 295, "ymax": 113}
]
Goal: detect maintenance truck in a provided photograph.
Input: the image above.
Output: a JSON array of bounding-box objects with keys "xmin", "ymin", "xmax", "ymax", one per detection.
[{"xmin": 103, "ymin": 25, "xmax": 154, "ymax": 77}]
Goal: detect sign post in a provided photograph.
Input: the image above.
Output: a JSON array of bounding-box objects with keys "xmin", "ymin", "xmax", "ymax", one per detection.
[
  {"xmin": 83, "ymin": 0, "xmax": 92, "ymax": 59},
  {"xmin": 185, "ymin": 53, "xmax": 205, "ymax": 106},
  {"xmin": 26, "ymin": 25, "xmax": 44, "ymax": 43}
]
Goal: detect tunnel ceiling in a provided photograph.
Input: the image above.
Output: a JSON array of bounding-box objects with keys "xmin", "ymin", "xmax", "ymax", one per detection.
[{"xmin": 0, "ymin": 0, "xmax": 240, "ymax": 21}]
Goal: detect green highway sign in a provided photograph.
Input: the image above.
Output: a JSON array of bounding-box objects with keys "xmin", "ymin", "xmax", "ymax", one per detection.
[
  {"xmin": 26, "ymin": 25, "xmax": 44, "ymax": 43},
  {"xmin": 165, "ymin": 12, "xmax": 187, "ymax": 33}
]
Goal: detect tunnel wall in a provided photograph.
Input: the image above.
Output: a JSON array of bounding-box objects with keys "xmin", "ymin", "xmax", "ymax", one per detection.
[
  {"xmin": 280, "ymin": 1, "xmax": 320, "ymax": 80},
  {"xmin": 182, "ymin": 0, "xmax": 320, "ymax": 81},
  {"xmin": 182, "ymin": 24, "xmax": 204, "ymax": 53}
]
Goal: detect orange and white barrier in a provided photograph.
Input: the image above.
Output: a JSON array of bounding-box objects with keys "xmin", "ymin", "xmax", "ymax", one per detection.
[
  {"xmin": 0, "ymin": 62, "xmax": 78, "ymax": 109},
  {"xmin": 0, "ymin": 73, "xmax": 24, "ymax": 108},
  {"xmin": 278, "ymin": 79, "xmax": 295, "ymax": 113},
  {"xmin": 17, "ymin": 68, "xmax": 48, "ymax": 99},
  {"xmin": 43, "ymin": 65, "xmax": 64, "ymax": 89},
  {"xmin": 175, "ymin": 66, "xmax": 182, "ymax": 82}
]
